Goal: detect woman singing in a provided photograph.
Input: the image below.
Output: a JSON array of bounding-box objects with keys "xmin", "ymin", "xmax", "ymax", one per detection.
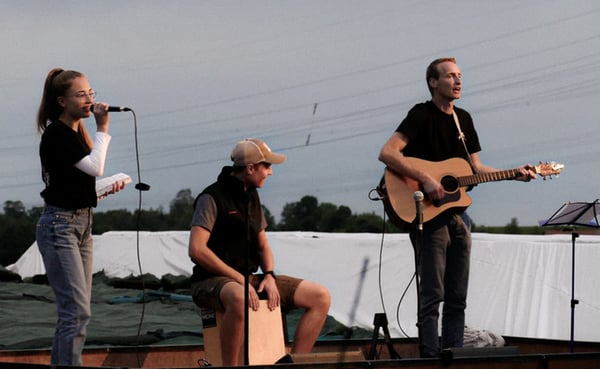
[{"xmin": 35, "ymin": 68, "xmax": 126, "ymax": 366}]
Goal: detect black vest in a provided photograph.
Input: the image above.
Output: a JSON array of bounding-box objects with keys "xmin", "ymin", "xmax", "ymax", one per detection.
[{"xmin": 191, "ymin": 166, "xmax": 262, "ymax": 281}]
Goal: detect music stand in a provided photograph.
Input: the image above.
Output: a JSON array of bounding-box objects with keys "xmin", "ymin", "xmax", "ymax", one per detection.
[{"xmin": 541, "ymin": 199, "xmax": 600, "ymax": 353}]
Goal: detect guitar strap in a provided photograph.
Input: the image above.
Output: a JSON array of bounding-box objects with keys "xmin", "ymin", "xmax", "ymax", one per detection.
[{"xmin": 452, "ymin": 109, "xmax": 477, "ymax": 173}]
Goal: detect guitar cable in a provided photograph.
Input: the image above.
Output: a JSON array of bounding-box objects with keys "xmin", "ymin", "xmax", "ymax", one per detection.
[{"xmin": 368, "ymin": 187, "xmax": 417, "ymax": 340}]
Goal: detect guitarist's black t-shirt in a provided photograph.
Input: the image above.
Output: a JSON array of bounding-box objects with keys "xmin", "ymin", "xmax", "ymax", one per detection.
[{"xmin": 396, "ymin": 101, "xmax": 481, "ymax": 163}]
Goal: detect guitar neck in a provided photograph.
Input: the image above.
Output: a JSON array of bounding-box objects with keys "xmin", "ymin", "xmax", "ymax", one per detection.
[{"xmin": 459, "ymin": 168, "xmax": 522, "ymax": 187}]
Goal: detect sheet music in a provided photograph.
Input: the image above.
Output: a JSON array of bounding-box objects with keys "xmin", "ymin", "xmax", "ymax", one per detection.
[{"xmin": 96, "ymin": 173, "xmax": 132, "ymax": 198}]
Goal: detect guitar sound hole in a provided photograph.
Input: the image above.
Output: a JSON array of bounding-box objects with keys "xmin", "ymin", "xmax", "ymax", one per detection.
[{"xmin": 441, "ymin": 176, "xmax": 459, "ymax": 193}]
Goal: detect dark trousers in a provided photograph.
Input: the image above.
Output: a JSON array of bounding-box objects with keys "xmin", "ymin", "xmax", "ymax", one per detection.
[{"xmin": 410, "ymin": 212, "xmax": 471, "ymax": 357}]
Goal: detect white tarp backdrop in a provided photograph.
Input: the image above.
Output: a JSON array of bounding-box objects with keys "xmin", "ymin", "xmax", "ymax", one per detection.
[{"xmin": 8, "ymin": 231, "xmax": 600, "ymax": 342}]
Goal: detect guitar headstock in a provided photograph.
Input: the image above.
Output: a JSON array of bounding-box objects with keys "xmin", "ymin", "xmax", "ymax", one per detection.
[{"xmin": 535, "ymin": 161, "xmax": 564, "ymax": 179}]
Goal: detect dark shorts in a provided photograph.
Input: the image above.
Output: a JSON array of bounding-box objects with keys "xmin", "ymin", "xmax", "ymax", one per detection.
[{"xmin": 191, "ymin": 274, "xmax": 302, "ymax": 312}]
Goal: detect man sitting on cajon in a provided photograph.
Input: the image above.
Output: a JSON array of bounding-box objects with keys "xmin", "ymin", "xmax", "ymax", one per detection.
[{"xmin": 188, "ymin": 138, "xmax": 331, "ymax": 366}]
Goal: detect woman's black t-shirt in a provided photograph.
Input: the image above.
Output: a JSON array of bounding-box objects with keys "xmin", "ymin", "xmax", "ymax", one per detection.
[{"xmin": 39, "ymin": 121, "xmax": 97, "ymax": 209}]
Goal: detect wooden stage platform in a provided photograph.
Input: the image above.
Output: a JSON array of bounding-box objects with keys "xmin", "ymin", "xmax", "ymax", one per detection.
[{"xmin": 2, "ymin": 336, "xmax": 600, "ymax": 369}]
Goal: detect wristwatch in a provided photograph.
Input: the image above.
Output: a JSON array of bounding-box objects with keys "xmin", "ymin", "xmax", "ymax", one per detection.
[{"xmin": 263, "ymin": 270, "xmax": 276, "ymax": 279}]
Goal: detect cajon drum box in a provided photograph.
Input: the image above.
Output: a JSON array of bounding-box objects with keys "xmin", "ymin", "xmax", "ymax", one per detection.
[{"xmin": 201, "ymin": 300, "xmax": 286, "ymax": 366}]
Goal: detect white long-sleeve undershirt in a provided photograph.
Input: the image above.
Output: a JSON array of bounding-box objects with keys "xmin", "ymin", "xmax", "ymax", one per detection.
[{"xmin": 74, "ymin": 131, "xmax": 111, "ymax": 176}]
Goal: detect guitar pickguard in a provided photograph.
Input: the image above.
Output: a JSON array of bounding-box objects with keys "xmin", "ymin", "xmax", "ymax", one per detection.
[{"xmin": 432, "ymin": 191, "xmax": 462, "ymax": 208}]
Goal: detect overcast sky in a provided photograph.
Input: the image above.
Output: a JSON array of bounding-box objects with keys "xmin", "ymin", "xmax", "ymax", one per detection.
[{"xmin": 1, "ymin": 0, "xmax": 599, "ymax": 226}]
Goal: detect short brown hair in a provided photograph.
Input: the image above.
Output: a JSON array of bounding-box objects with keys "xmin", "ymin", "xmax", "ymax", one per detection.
[{"xmin": 426, "ymin": 57, "xmax": 456, "ymax": 96}]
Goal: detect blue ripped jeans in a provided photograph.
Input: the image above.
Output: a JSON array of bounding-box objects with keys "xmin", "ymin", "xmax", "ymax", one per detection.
[
  {"xmin": 410, "ymin": 211, "xmax": 471, "ymax": 357},
  {"xmin": 36, "ymin": 205, "xmax": 93, "ymax": 366}
]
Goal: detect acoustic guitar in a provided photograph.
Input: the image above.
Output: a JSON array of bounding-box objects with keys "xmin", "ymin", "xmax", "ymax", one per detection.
[{"xmin": 381, "ymin": 157, "xmax": 564, "ymax": 224}]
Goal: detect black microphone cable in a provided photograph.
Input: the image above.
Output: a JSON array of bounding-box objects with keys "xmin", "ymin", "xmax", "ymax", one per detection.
[{"xmin": 118, "ymin": 108, "xmax": 151, "ymax": 368}]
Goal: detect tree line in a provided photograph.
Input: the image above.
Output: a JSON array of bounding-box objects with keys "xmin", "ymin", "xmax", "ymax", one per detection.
[{"xmin": 0, "ymin": 189, "xmax": 544, "ymax": 267}]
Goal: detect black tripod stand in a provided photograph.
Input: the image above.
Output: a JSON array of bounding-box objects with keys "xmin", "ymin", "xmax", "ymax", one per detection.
[
  {"xmin": 368, "ymin": 313, "xmax": 401, "ymax": 360},
  {"xmin": 542, "ymin": 199, "xmax": 600, "ymax": 353}
]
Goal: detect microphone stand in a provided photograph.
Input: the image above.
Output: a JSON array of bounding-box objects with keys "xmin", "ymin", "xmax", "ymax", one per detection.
[
  {"xmin": 413, "ymin": 224, "xmax": 424, "ymax": 355},
  {"xmin": 412, "ymin": 192, "xmax": 424, "ymax": 356},
  {"xmin": 243, "ymin": 194, "xmax": 250, "ymax": 366},
  {"xmin": 568, "ymin": 230, "xmax": 579, "ymax": 353}
]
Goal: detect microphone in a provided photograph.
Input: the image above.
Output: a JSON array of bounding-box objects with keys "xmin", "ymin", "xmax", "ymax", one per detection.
[
  {"xmin": 91, "ymin": 105, "xmax": 131, "ymax": 112},
  {"xmin": 413, "ymin": 191, "xmax": 424, "ymax": 231}
]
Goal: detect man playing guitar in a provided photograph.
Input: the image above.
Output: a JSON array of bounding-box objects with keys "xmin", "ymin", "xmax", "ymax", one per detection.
[{"xmin": 378, "ymin": 57, "xmax": 537, "ymax": 358}]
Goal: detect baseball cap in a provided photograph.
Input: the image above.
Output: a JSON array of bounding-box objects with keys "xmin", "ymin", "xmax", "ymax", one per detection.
[{"xmin": 231, "ymin": 138, "xmax": 286, "ymax": 166}]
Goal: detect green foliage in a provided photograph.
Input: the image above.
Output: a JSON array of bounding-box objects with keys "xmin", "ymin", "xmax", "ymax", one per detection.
[
  {"xmin": 471, "ymin": 218, "xmax": 545, "ymax": 235},
  {"xmin": 168, "ymin": 189, "xmax": 194, "ymax": 229},
  {"xmin": 3, "ymin": 200, "xmax": 27, "ymax": 217},
  {"xmin": 278, "ymin": 195, "xmax": 403, "ymax": 233},
  {"xmin": 262, "ymin": 205, "xmax": 276, "ymax": 230},
  {"xmin": 280, "ymin": 195, "xmax": 320, "ymax": 231},
  {"xmin": 505, "ymin": 217, "xmax": 521, "ymax": 234},
  {"xmin": 0, "ymin": 201, "xmax": 37, "ymax": 266}
]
